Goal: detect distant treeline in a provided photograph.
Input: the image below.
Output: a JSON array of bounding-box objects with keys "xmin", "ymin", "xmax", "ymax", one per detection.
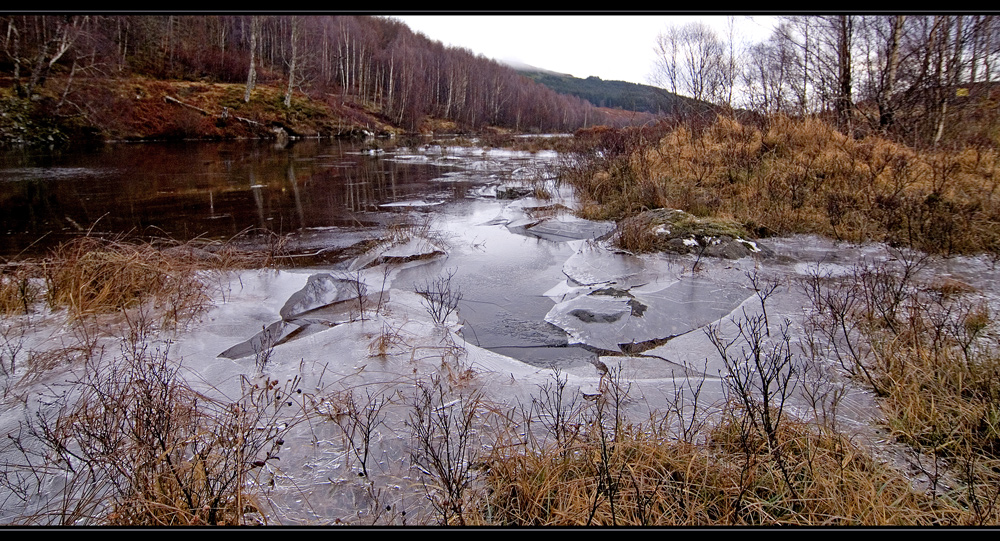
[
  {"xmin": 521, "ymin": 72, "xmax": 708, "ymax": 116},
  {"xmin": 0, "ymin": 15, "xmax": 658, "ymax": 133}
]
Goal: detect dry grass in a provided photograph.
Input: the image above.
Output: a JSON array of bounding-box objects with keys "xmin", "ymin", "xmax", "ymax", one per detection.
[
  {"xmin": 0, "ymin": 263, "xmax": 39, "ymax": 316},
  {"xmin": 803, "ymin": 251, "xmax": 1000, "ymax": 524},
  {"xmin": 41, "ymin": 237, "xmax": 214, "ymax": 329},
  {"xmin": 473, "ymin": 405, "xmax": 952, "ymax": 526},
  {"xmin": 565, "ymin": 115, "xmax": 1000, "ymax": 256},
  {"xmin": 2, "ymin": 340, "xmax": 299, "ymax": 525}
]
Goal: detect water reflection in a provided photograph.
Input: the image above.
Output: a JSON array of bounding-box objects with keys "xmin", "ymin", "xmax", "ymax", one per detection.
[{"xmin": 0, "ymin": 139, "xmax": 464, "ymax": 258}]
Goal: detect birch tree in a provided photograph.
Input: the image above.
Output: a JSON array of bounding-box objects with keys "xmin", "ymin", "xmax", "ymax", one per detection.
[{"xmin": 243, "ymin": 15, "xmax": 259, "ymax": 103}]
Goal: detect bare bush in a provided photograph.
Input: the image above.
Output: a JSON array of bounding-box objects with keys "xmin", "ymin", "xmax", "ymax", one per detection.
[
  {"xmin": 663, "ymin": 362, "xmax": 713, "ymax": 444},
  {"xmin": 344, "ymin": 270, "xmax": 368, "ymax": 322},
  {"xmin": 335, "ymin": 388, "xmax": 390, "ymax": 479},
  {"xmin": 252, "ymin": 323, "xmax": 279, "ymax": 373},
  {"xmin": 407, "ymin": 376, "xmax": 483, "ymax": 525},
  {"xmin": 0, "ymin": 319, "xmax": 28, "ymax": 381},
  {"xmin": 415, "ymin": 269, "xmax": 463, "ymax": 326},
  {"xmin": 530, "ymin": 369, "xmax": 583, "ymax": 452},
  {"xmin": 708, "ymin": 310, "xmax": 797, "ymax": 452},
  {"xmin": 708, "ymin": 305, "xmax": 801, "ymax": 505},
  {"xmin": 586, "ymin": 365, "xmax": 632, "ymax": 526},
  {"xmin": 0, "ymin": 335, "xmax": 300, "ymax": 525}
]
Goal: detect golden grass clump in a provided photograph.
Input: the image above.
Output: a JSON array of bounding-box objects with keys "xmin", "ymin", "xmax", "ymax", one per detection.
[
  {"xmin": 0, "ymin": 263, "xmax": 39, "ymax": 316},
  {"xmin": 567, "ymin": 115, "xmax": 1000, "ymax": 255},
  {"xmin": 474, "ymin": 414, "xmax": 951, "ymax": 526},
  {"xmin": 42, "ymin": 237, "xmax": 212, "ymax": 327},
  {"xmin": 871, "ymin": 302, "xmax": 1000, "ymax": 463}
]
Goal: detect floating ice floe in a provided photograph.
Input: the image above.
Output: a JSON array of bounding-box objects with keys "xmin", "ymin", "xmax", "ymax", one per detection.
[
  {"xmin": 507, "ymin": 214, "xmax": 615, "ymax": 243},
  {"xmin": 219, "ymin": 273, "xmax": 370, "ymax": 360},
  {"xmin": 348, "ymin": 236, "xmax": 446, "ymax": 271},
  {"xmin": 561, "ymin": 240, "xmax": 648, "ymax": 287}
]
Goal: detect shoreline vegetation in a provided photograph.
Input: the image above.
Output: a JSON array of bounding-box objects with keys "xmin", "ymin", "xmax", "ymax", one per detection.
[
  {"xmin": 4, "ymin": 13, "xmax": 1000, "ymax": 526},
  {"xmin": 567, "ymin": 117, "xmax": 1000, "ymax": 258}
]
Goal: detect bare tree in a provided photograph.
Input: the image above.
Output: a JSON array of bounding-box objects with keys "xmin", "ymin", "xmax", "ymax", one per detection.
[
  {"xmin": 652, "ymin": 22, "xmax": 725, "ymax": 104},
  {"xmin": 879, "ymin": 15, "xmax": 906, "ymax": 132},
  {"xmin": 4, "ymin": 15, "xmax": 88, "ymax": 99},
  {"xmin": 243, "ymin": 16, "xmax": 259, "ymax": 103},
  {"xmin": 743, "ymin": 25, "xmax": 799, "ymax": 114},
  {"xmin": 836, "ymin": 15, "xmax": 854, "ymax": 135},
  {"xmin": 283, "ymin": 16, "xmax": 300, "ymax": 108}
]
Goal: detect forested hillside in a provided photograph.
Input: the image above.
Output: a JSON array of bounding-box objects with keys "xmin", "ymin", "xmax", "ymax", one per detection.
[
  {"xmin": 0, "ymin": 15, "xmax": 617, "ymax": 144},
  {"xmin": 521, "ymin": 71, "xmax": 707, "ymax": 116}
]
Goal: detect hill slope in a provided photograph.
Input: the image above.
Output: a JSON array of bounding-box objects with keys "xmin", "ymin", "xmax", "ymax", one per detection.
[{"xmin": 519, "ymin": 70, "xmax": 708, "ymax": 115}]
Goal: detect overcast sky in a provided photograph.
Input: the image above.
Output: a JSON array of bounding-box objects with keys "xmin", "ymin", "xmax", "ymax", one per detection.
[{"xmin": 392, "ymin": 15, "xmax": 778, "ymax": 87}]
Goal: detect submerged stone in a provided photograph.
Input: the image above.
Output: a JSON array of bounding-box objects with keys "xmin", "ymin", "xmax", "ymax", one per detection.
[{"xmin": 569, "ymin": 307, "xmax": 627, "ymax": 323}]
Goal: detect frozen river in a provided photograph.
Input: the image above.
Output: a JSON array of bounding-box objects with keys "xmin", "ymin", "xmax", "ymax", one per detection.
[{"xmin": 3, "ymin": 138, "xmax": 1000, "ymax": 524}]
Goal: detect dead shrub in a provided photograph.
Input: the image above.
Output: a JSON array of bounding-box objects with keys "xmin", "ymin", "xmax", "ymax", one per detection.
[
  {"xmin": 408, "ymin": 376, "xmax": 485, "ymax": 525},
  {"xmin": 1, "ymin": 338, "xmax": 301, "ymax": 525},
  {"xmin": 415, "ymin": 269, "xmax": 463, "ymax": 326}
]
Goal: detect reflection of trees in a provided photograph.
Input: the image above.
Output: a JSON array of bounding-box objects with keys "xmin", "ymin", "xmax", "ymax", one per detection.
[
  {"xmin": 287, "ymin": 155, "xmax": 305, "ymax": 231},
  {"xmin": 250, "ymin": 170, "xmax": 267, "ymax": 230},
  {"xmin": 341, "ymin": 155, "xmax": 395, "ymax": 212},
  {"xmin": 0, "ymin": 140, "xmax": 445, "ymax": 256}
]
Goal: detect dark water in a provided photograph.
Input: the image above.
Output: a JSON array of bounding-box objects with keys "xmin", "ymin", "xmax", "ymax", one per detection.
[{"xmin": 0, "ymin": 139, "xmax": 464, "ymax": 258}]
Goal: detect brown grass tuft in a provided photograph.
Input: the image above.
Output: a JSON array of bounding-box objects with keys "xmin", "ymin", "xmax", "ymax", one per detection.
[
  {"xmin": 0, "ymin": 263, "xmax": 40, "ymax": 316},
  {"xmin": 42, "ymin": 237, "xmax": 213, "ymax": 328},
  {"xmin": 475, "ymin": 410, "xmax": 949, "ymax": 526},
  {"xmin": 566, "ymin": 116, "xmax": 1000, "ymax": 256}
]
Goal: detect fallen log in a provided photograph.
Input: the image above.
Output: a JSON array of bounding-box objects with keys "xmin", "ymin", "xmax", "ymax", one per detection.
[
  {"xmin": 163, "ymin": 95, "xmax": 210, "ymax": 116},
  {"xmin": 164, "ymin": 95, "xmax": 264, "ymax": 127}
]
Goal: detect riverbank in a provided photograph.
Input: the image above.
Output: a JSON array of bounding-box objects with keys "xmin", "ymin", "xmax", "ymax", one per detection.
[
  {"xmin": 0, "ymin": 76, "xmax": 436, "ymax": 146},
  {"xmin": 566, "ymin": 118, "xmax": 1000, "ymax": 258}
]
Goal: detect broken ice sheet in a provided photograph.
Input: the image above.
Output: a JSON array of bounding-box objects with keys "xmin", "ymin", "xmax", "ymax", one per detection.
[
  {"xmin": 280, "ymin": 273, "xmax": 363, "ymax": 320},
  {"xmin": 545, "ymin": 276, "xmax": 752, "ymax": 353},
  {"xmin": 220, "ymin": 273, "xmax": 370, "ymax": 360},
  {"xmin": 561, "ymin": 240, "xmax": 652, "ymax": 287},
  {"xmin": 507, "ymin": 215, "xmax": 615, "ymax": 243},
  {"xmin": 348, "ymin": 236, "xmax": 445, "ymax": 271}
]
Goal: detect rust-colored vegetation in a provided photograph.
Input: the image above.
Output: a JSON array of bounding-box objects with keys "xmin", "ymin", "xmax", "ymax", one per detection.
[{"xmin": 566, "ymin": 116, "xmax": 1000, "ymax": 256}]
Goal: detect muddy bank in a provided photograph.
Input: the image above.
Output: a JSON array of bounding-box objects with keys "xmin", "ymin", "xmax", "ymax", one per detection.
[{"xmin": 0, "ymin": 78, "xmax": 398, "ymax": 147}]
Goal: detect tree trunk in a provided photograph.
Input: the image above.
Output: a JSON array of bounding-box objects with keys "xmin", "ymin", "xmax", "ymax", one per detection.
[
  {"xmin": 244, "ymin": 16, "xmax": 258, "ymax": 103},
  {"xmin": 283, "ymin": 16, "xmax": 298, "ymax": 108},
  {"xmin": 836, "ymin": 15, "xmax": 854, "ymax": 136},
  {"xmin": 879, "ymin": 15, "xmax": 905, "ymax": 132}
]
